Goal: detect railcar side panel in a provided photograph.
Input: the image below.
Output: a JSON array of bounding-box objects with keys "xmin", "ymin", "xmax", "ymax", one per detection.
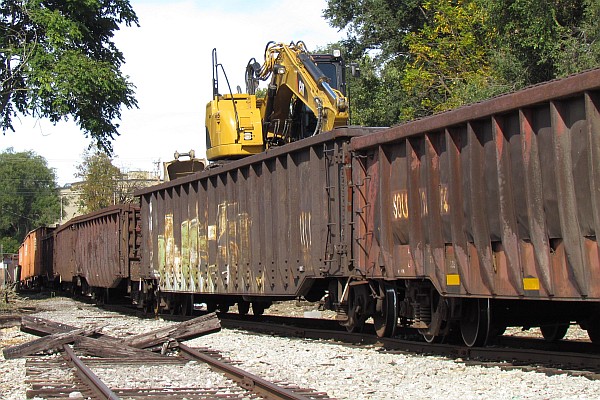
[
  {"xmin": 53, "ymin": 205, "xmax": 140, "ymax": 288},
  {"xmin": 137, "ymin": 129, "xmax": 370, "ymax": 297},
  {"xmin": 351, "ymin": 70, "xmax": 600, "ymax": 301},
  {"xmin": 18, "ymin": 227, "xmax": 54, "ymax": 286}
]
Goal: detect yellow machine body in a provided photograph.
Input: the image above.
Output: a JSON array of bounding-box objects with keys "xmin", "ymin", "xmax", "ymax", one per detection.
[
  {"xmin": 206, "ymin": 42, "xmax": 349, "ymax": 161},
  {"xmin": 205, "ymin": 93, "xmax": 264, "ymax": 161}
]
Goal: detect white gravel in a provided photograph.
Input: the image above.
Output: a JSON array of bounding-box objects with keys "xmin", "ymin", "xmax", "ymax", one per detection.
[{"xmin": 2, "ymin": 296, "xmax": 600, "ymax": 400}]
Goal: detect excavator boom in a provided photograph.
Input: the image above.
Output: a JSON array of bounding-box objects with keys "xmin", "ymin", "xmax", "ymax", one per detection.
[{"xmin": 206, "ymin": 42, "xmax": 349, "ymax": 161}]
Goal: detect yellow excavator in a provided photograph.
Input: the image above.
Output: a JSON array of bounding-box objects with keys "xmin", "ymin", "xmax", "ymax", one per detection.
[{"xmin": 205, "ymin": 41, "xmax": 350, "ymax": 161}]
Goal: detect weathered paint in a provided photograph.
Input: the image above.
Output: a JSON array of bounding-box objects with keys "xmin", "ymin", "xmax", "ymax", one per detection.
[
  {"xmin": 53, "ymin": 205, "xmax": 140, "ymax": 288},
  {"xmin": 351, "ymin": 69, "xmax": 600, "ymax": 300},
  {"xmin": 18, "ymin": 227, "xmax": 54, "ymax": 284},
  {"xmin": 137, "ymin": 129, "xmax": 371, "ymax": 296}
]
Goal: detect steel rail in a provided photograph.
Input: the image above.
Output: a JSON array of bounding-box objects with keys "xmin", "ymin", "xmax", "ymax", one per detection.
[
  {"xmin": 178, "ymin": 343, "xmax": 312, "ymax": 400},
  {"xmin": 62, "ymin": 344, "xmax": 119, "ymax": 400},
  {"xmin": 219, "ymin": 314, "xmax": 600, "ymax": 375}
]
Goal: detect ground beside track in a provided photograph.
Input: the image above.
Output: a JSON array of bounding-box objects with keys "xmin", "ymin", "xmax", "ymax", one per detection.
[{"xmin": 1, "ymin": 293, "xmax": 600, "ymax": 399}]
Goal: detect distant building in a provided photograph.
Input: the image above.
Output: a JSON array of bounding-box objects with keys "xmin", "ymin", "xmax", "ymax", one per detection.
[
  {"xmin": 59, "ymin": 184, "xmax": 82, "ymax": 224},
  {"xmin": 1, "ymin": 253, "xmax": 19, "ymax": 288},
  {"xmin": 56, "ymin": 170, "xmax": 161, "ymax": 225}
]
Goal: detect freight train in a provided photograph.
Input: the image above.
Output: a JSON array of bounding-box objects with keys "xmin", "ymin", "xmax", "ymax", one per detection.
[{"xmin": 17, "ymin": 67, "xmax": 600, "ymax": 348}]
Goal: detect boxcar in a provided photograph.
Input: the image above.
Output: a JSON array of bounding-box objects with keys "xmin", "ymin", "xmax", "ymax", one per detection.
[
  {"xmin": 18, "ymin": 227, "xmax": 54, "ymax": 289},
  {"xmin": 53, "ymin": 204, "xmax": 140, "ymax": 301}
]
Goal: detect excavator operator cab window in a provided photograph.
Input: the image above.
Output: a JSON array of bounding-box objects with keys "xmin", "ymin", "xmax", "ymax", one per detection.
[
  {"xmin": 316, "ymin": 63, "xmax": 339, "ymax": 90},
  {"xmin": 312, "ymin": 52, "xmax": 346, "ymax": 96}
]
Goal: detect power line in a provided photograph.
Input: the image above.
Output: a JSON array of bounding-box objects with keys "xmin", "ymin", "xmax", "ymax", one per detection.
[{"xmin": 0, "ymin": 207, "xmax": 40, "ymax": 222}]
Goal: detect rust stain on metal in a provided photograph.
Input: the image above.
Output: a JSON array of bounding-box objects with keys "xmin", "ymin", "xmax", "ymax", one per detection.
[
  {"xmin": 137, "ymin": 129, "xmax": 365, "ymax": 297},
  {"xmin": 53, "ymin": 205, "xmax": 139, "ymax": 289},
  {"xmin": 351, "ymin": 75, "xmax": 600, "ymax": 300}
]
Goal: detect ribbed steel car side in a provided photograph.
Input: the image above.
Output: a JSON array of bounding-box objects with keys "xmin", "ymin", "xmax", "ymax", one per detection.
[
  {"xmin": 350, "ymin": 69, "xmax": 600, "ymax": 301},
  {"xmin": 18, "ymin": 227, "xmax": 54, "ymax": 286},
  {"xmin": 136, "ymin": 128, "xmax": 373, "ymax": 297},
  {"xmin": 53, "ymin": 204, "xmax": 140, "ymax": 289}
]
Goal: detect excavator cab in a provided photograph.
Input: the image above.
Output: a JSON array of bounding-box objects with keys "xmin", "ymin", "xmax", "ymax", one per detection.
[{"xmin": 205, "ymin": 42, "xmax": 349, "ymax": 161}]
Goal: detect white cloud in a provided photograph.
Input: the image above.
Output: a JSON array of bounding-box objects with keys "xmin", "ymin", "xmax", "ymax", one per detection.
[{"xmin": 2, "ymin": 0, "xmax": 343, "ymax": 185}]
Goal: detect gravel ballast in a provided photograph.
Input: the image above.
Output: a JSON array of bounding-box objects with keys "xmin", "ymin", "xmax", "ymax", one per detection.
[{"xmin": 1, "ymin": 296, "xmax": 600, "ymax": 399}]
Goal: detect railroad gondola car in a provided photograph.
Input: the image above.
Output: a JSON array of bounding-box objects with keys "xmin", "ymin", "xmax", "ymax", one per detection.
[
  {"xmin": 348, "ymin": 69, "xmax": 600, "ymax": 345},
  {"xmin": 135, "ymin": 69, "xmax": 600, "ymax": 347},
  {"xmin": 17, "ymin": 68, "xmax": 600, "ymax": 348},
  {"xmin": 17, "ymin": 227, "xmax": 54, "ymax": 290},
  {"xmin": 53, "ymin": 204, "xmax": 141, "ymax": 302},
  {"xmin": 135, "ymin": 128, "xmax": 377, "ymax": 315}
]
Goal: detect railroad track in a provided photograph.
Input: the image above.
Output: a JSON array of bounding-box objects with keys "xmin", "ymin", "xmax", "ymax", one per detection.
[
  {"xmin": 98, "ymin": 302, "xmax": 600, "ymax": 378},
  {"xmin": 217, "ymin": 313, "xmax": 600, "ymax": 380},
  {"xmin": 25, "ymin": 345, "xmax": 256, "ymax": 399},
  {"xmin": 16, "ymin": 313, "xmax": 333, "ymax": 400}
]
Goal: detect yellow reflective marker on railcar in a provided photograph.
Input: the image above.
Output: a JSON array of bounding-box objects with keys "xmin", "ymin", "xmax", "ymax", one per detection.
[
  {"xmin": 523, "ymin": 277, "xmax": 540, "ymax": 291},
  {"xmin": 446, "ymin": 274, "xmax": 461, "ymax": 286}
]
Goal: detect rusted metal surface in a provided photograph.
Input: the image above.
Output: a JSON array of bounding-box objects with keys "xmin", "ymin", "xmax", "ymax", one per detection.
[
  {"xmin": 18, "ymin": 227, "xmax": 54, "ymax": 285},
  {"xmin": 41, "ymin": 229, "xmax": 54, "ymax": 284},
  {"xmin": 351, "ymin": 69, "xmax": 600, "ymax": 300},
  {"xmin": 53, "ymin": 204, "xmax": 140, "ymax": 288},
  {"xmin": 136, "ymin": 128, "xmax": 374, "ymax": 296}
]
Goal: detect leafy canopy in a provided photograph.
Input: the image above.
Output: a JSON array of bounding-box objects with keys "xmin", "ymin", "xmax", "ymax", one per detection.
[
  {"xmin": 0, "ymin": 0, "xmax": 139, "ymax": 153},
  {"xmin": 482, "ymin": 0, "xmax": 600, "ymax": 83},
  {"xmin": 0, "ymin": 148, "xmax": 60, "ymax": 252},
  {"xmin": 323, "ymin": 0, "xmax": 425, "ymax": 61},
  {"xmin": 324, "ymin": 0, "xmax": 600, "ymax": 125},
  {"xmin": 75, "ymin": 147, "xmax": 121, "ymax": 212},
  {"xmin": 401, "ymin": 0, "xmax": 507, "ymax": 119}
]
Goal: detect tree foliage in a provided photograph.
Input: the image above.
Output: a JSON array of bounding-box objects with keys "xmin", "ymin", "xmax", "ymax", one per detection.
[
  {"xmin": 75, "ymin": 148, "xmax": 121, "ymax": 212},
  {"xmin": 0, "ymin": 0, "xmax": 139, "ymax": 153},
  {"xmin": 323, "ymin": 0, "xmax": 425, "ymax": 60},
  {"xmin": 483, "ymin": 0, "xmax": 600, "ymax": 83},
  {"xmin": 0, "ymin": 148, "xmax": 60, "ymax": 253},
  {"xmin": 401, "ymin": 0, "xmax": 507, "ymax": 119},
  {"xmin": 324, "ymin": 0, "xmax": 600, "ymax": 125},
  {"xmin": 75, "ymin": 147, "xmax": 142, "ymax": 212}
]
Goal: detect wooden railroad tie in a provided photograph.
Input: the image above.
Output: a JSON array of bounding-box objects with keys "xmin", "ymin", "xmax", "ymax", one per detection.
[{"xmin": 3, "ymin": 312, "xmax": 221, "ymax": 359}]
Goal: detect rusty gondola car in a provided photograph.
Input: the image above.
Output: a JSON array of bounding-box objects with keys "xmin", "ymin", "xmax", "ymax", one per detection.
[
  {"xmin": 53, "ymin": 204, "xmax": 141, "ymax": 301},
  {"xmin": 136, "ymin": 69, "xmax": 600, "ymax": 346},
  {"xmin": 349, "ymin": 69, "xmax": 600, "ymax": 345},
  {"xmin": 17, "ymin": 227, "xmax": 55, "ymax": 289}
]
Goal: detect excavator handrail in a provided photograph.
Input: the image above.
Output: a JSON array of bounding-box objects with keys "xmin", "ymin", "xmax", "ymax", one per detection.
[{"xmin": 211, "ymin": 48, "xmax": 242, "ymax": 140}]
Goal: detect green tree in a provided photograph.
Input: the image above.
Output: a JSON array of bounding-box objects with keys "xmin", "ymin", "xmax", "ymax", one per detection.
[
  {"xmin": 323, "ymin": 0, "xmax": 441, "ymax": 126},
  {"xmin": 346, "ymin": 56, "xmax": 409, "ymax": 126},
  {"xmin": 0, "ymin": 148, "xmax": 60, "ymax": 253},
  {"xmin": 324, "ymin": 0, "xmax": 425, "ymax": 61},
  {"xmin": 401, "ymin": 0, "xmax": 508, "ymax": 119},
  {"xmin": 325, "ymin": 0, "xmax": 600, "ymax": 124},
  {"xmin": 0, "ymin": 0, "xmax": 139, "ymax": 153},
  {"xmin": 466, "ymin": 0, "xmax": 600, "ymax": 84},
  {"xmin": 75, "ymin": 148, "xmax": 121, "ymax": 212}
]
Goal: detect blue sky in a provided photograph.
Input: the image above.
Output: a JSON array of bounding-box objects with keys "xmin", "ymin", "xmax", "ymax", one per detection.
[{"xmin": 1, "ymin": 0, "xmax": 344, "ymax": 185}]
